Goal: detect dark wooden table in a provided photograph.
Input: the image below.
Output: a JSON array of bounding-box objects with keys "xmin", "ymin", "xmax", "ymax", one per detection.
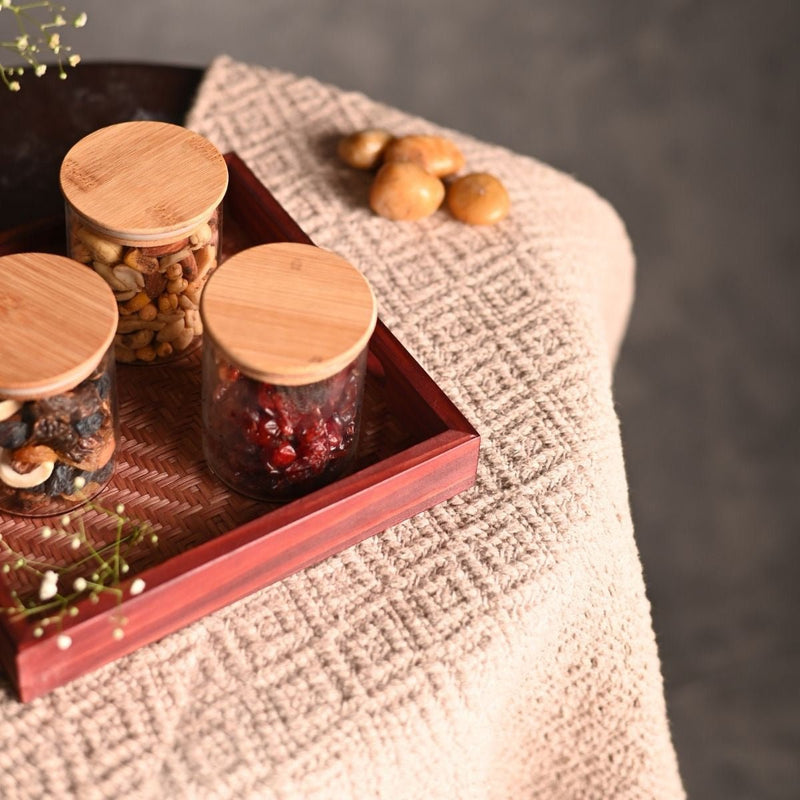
[{"xmin": 0, "ymin": 62, "xmax": 204, "ymax": 230}]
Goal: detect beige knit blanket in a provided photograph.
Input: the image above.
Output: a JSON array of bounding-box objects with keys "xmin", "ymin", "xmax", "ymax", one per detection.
[{"xmin": 0, "ymin": 55, "xmax": 684, "ymax": 799}]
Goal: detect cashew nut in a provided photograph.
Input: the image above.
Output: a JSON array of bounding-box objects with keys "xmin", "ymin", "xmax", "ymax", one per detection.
[
  {"xmin": 76, "ymin": 227, "xmax": 123, "ymax": 264},
  {"xmin": 0, "ymin": 447, "xmax": 54, "ymax": 488},
  {"xmin": 112, "ymin": 265, "xmax": 145, "ymax": 292},
  {"xmin": 0, "ymin": 399, "xmax": 21, "ymax": 422}
]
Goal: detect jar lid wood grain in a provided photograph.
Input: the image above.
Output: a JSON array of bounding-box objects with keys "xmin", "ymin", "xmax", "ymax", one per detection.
[
  {"xmin": 59, "ymin": 121, "xmax": 228, "ymax": 242},
  {"xmin": 0, "ymin": 253, "xmax": 118, "ymax": 399},
  {"xmin": 200, "ymin": 243, "xmax": 378, "ymax": 386}
]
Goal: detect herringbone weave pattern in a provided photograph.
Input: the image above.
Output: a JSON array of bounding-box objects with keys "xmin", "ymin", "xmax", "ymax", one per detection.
[{"xmin": 0, "ymin": 56, "xmax": 684, "ymax": 799}]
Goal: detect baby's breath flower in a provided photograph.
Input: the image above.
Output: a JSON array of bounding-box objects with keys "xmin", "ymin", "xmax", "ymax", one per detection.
[
  {"xmin": 129, "ymin": 578, "xmax": 146, "ymax": 596},
  {"xmin": 115, "ymin": 503, "xmax": 125, "ymax": 515},
  {"xmin": 72, "ymin": 476, "xmax": 86, "ymax": 490},
  {"xmin": 41, "ymin": 525, "xmax": 52, "ymax": 539},
  {"xmin": 73, "ymin": 12, "xmax": 87, "ymax": 28},
  {"xmin": 73, "ymin": 577, "xmax": 87, "ymax": 592},
  {"xmin": 48, "ymin": 32, "xmax": 60, "ymax": 50},
  {"xmin": 16, "ymin": 34, "xmax": 28, "ymax": 51},
  {"xmin": 8, "ymin": 80, "xmax": 20, "ymax": 91},
  {"xmin": 112, "ymin": 627, "xmax": 124, "ymax": 641},
  {"xmin": 56, "ymin": 634, "xmax": 72, "ymax": 650},
  {"xmin": 70, "ymin": 536, "xmax": 81, "ymax": 550},
  {"xmin": 61, "ymin": 514, "xmax": 71, "ymax": 527},
  {"xmin": 68, "ymin": 53, "xmax": 80, "ymax": 67},
  {"xmin": 38, "ymin": 570, "xmax": 59, "ymax": 601},
  {"xmin": 33, "ymin": 627, "xmax": 44, "ymax": 638}
]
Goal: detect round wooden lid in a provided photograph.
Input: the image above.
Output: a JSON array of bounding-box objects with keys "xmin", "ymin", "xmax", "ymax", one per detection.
[
  {"xmin": 0, "ymin": 253, "xmax": 118, "ymax": 399},
  {"xmin": 201, "ymin": 243, "xmax": 378, "ymax": 386},
  {"xmin": 59, "ymin": 121, "xmax": 228, "ymax": 242}
]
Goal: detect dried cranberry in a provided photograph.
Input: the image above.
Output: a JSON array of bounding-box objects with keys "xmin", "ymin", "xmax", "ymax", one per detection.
[
  {"xmin": 251, "ymin": 415, "xmax": 281, "ymax": 446},
  {"xmin": 325, "ymin": 418, "xmax": 343, "ymax": 451},
  {"xmin": 268, "ymin": 442, "xmax": 297, "ymax": 469}
]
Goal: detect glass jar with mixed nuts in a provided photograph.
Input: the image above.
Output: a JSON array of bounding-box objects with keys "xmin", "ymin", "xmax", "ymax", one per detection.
[
  {"xmin": 60, "ymin": 121, "xmax": 228, "ymax": 364},
  {"xmin": 200, "ymin": 243, "xmax": 377, "ymax": 502},
  {"xmin": 0, "ymin": 253, "xmax": 120, "ymax": 517}
]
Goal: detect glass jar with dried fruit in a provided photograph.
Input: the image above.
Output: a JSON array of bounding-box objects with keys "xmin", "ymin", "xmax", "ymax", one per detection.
[
  {"xmin": 0, "ymin": 253, "xmax": 120, "ymax": 517},
  {"xmin": 60, "ymin": 121, "xmax": 228, "ymax": 365},
  {"xmin": 200, "ymin": 243, "xmax": 378, "ymax": 502}
]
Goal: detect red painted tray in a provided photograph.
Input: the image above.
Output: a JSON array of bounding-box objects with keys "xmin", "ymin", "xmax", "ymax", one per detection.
[{"xmin": 0, "ymin": 153, "xmax": 480, "ymax": 701}]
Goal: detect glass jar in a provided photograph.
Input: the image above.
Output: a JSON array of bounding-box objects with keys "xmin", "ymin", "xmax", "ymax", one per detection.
[
  {"xmin": 60, "ymin": 121, "xmax": 228, "ymax": 365},
  {"xmin": 200, "ymin": 243, "xmax": 378, "ymax": 502},
  {"xmin": 0, "ymin": 253, "xmax": 120, "ymax": 517}
]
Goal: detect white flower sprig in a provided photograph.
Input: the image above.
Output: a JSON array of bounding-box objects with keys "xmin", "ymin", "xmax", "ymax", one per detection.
[
  {"xmin": 0, "ymin": 478, "xmax": 159, "ymax": 648},
  {"xmin": 0, "ymin": 1, "xmax": 86, "ymax": 91}
]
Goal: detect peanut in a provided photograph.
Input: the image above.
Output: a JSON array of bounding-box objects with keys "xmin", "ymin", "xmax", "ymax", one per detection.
[
  {"xmin": 123, "ymin": 291, "xmax": 151, "ymax": 314},
  {"xmin": 383, "ymin": 135, "xmax": 465, "ymax": 178},
  {"xmin": 134, "ymin": 345, "xmax": 157, "ymax": 362},
  {"xmin": 115, "ymin": 344, "xmax": 137, "ymax": 363},
  {"xmin": 123, "ymin": 329, "xmax": 155, "ymax": 350},
  {"xmin": 138, "ymin": 302, "xmax": 158, "ymax": 321},
  {"xmin": 369, "ymin": 162, "xmax": 445, "ymax": 221},
  {"xmin": 165, "ymin": 262, "xmax": 183, "ymax": 280},
  {"xmin": 446, "ymin": 173, "xmax": 510, "ymax": 225},
  {"xmin": 167, "ymin": 277, "xmax": 188, "ymax": 294},
  {"xmin": 155, "ymin": 341, "xmax": 174, "ymax": 359},
  {"xmin": 117, "ymin": 317, "xmax": 164, "ymax": 333},
  {"xmin": 337, "ymin": 129, "xmax": 394, "ymax": 170},
  {"xmin": 158, "ymin": 293, "xmax": 179, "ymax": 314}
]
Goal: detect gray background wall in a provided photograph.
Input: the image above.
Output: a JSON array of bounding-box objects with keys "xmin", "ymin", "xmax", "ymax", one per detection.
[{"xmin": 56, "ymin": 1, "xmax": 800, "ymax": 797}]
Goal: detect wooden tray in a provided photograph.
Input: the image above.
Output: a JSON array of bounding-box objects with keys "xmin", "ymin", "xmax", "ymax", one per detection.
[{"xmin": 0, "ymin": 153, "xmax": 480, "ymax": 701}]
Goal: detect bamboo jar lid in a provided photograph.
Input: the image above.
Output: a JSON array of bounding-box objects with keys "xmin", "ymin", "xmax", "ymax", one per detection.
[
  {"xmin": 59, "ymin": 121, "xmax": 228, "ymax": 242},
  {"xmin": 201, "ymin": 243, "xmax": 378, "ymax": 386},
  {"xmin": 0, "ymin": 253, "xmax": 118, "ymax": 399}
]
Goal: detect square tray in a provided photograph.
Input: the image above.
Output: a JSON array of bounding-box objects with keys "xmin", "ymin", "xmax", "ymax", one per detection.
[{"xmin": 0, "ymin": 153, "xmax": 480, "ymax": 701}]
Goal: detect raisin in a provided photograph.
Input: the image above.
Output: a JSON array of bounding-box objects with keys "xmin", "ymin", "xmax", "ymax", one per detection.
[
  {"xmin": 93, "ymin": 372, "xmax": 112, "ymax": 399},
  {"xmin": 0, "ymin": 420, "xmax": 29, "ymax": 449},
  {"xmin": 31, "ymin": 416, "xmax": 77, "ymax": 452},
  {"xmin": 44, "ymin": 462, "xmax": 78, "ymax": 497},
  {"xmin": 74, "ymin": 412, "xmax": 103, "ymax": 437},
  {"xmin": 86, "ymin": 460, "xmax": 114, "ymax": 485}
]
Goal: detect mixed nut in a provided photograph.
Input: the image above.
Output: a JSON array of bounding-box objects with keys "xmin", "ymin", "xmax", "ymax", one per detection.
[
  {"xmin": 66, "ymin": 209, "xmax": 221, "ymax": 364},
  {"xmin": 0, "ymin": 356, "xmax": 117, "ymax": 516},
  {"xmin": 338, "ymin": 129, "xmax": 510, "ymax": 225}
]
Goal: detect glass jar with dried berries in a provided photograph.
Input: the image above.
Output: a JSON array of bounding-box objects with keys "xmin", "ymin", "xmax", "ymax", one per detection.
[
  {"xmin": 0, "ymin": 253, "xmax": 119, "ymax": 517},
  {"xmin": 199, "ymin": 243, "xmax": 378, "ymax": 502}
]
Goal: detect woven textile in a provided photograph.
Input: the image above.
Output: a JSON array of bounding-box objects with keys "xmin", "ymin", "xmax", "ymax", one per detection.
[{"xmin": 0, "ymin": 55, "xmax": 684, "ymax": 799}]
